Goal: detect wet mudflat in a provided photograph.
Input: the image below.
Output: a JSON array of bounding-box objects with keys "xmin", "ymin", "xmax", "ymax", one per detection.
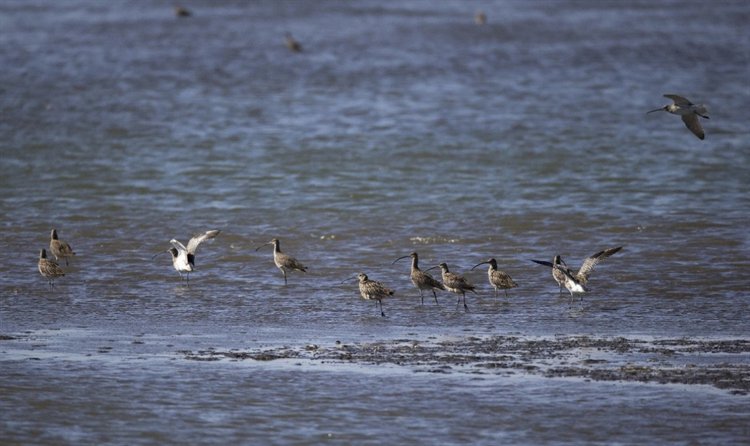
[{"xmin": 181, "ymin": 335, "xmax": 750, "ymax": 395}]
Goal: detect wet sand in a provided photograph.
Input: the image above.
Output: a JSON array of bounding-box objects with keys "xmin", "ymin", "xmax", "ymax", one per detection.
[{"xmin": 181, "ymin": 336, "xmax": 750, "ymax": 395}]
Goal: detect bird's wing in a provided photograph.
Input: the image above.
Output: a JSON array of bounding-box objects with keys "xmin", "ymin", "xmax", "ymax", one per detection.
[
  {"xmin": 278, "ymin": 253, "xmax": 306, "ymax": 271},
  {"xmin": 663, "ymin": 94, "xmax": 693, "ymax": 106},
  {"xmin": 577, "ymin": 246, "xmax": 622, "ymax": 283},
  {"xmin": 664, "ymin": 94, "xmax": 693, "ymax": 107},
  {"xmin": 681, "ymin": 114, "xmax": 705, "ymax": 140},
  {"xmin": 186, "ymin": 230, "xmax": 220, "ymax": 254},
  {"xmin": 170, "ymin": 239, "xmax": 188, "ymax": 254}
]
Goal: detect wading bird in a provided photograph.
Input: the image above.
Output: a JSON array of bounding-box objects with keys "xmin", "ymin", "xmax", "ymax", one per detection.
[
  {"xmin": 531, "ymin": 246, "xmax": 622, "ymax": 300},
  {"xmin": 154, "ymin": 230, "xmax": 220, "ymax": 285},
  {"xmin": 427, "ymin": 263, "xmax": 476, "ymax": 311},
  {"xmin": 49, "ymin": 229, "xmax": 75, "ymax": 266},
  {"xmin": 471, "ymin": 258, "xmax": 518, "ymax": 298},
  {"xmin": 38, "ymin": 248, "xmax": 65, "ymax": 287},
  {"xmin": 255, "ymin": 238, "xmax": 307, "ymax": 285},
  {"xmin": 648, "ymin": 94, "xmax": 709, "ymax": 140},
  {"xmin": 392, "ymin": 252, "xmax": 444, "ymax": 305},
  {"xmin": 354, "ymin": 272, "xmax": 394, "ymax": 317}
]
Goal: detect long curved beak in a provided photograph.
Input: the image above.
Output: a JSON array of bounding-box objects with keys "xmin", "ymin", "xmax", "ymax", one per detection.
[
  {"xmin": 392, "ymin": 255, "xmax": 410, "ymax": 265},
  {"xmin": 151, "ymin": 249, "xmax": 169, "ymax": 260},
  {"xmin": 424, "ymin": 265, "xmax": 439, "ymax": 272},
  {"xmin": 254, "ymin": 242, "xmax": 271, "ymax": 252},
  {"xmin": 470, "ymin": 261, "xmax": 488, "ymax": 271},
  {"xmin": 646, "ymin": 107, "xmax": 663, "ymax": 114},
  {"xmin": 339, "ymin": 275, "xmax": 358, "ymax": 284}
]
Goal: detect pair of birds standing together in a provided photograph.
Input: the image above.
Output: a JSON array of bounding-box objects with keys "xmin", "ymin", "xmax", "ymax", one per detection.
[
  {"xmin": 357, "ymin": 246, "xmax": 622, "ymax": 317},
  {"xmin": 37, "ymin": 229, "xmax": 76, "ymax": 286},
  {"xmin": 153, "ymin": 231, "xmax": 307, "ymax": 286}
]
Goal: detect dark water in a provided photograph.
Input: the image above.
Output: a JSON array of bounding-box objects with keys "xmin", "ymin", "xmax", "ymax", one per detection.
[{"xmin": 2, "ymin": 1, "xmax": 749, "ymax": 444}]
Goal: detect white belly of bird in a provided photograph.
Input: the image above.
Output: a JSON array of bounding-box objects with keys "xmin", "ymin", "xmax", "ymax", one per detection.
[
  {"xmin": 173, "ymin": 254, "xmax": 193, "ymax": 273},
  {"xmin": 566, "ymin": 281, "xmax": 586, "ymax": 293}
]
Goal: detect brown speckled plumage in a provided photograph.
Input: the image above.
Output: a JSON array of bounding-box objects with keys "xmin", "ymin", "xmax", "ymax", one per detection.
[
  {"xmin": 471, "ymin": 258, "xmax": 518, "ymax": 298},
  {"xmin": 393, "ymin": 252, "xmax": 444, "ymax": 305},
  {"xmin": 50, "ymin": 229, "xmax": 75, "ymax": 266},
  {"xmin": 38, "ymin": 248, "xmax": 65, "ymax": 286},
  {"xmin": 357, "ymin": 273, "xmax": 394, "ymax": 317}
]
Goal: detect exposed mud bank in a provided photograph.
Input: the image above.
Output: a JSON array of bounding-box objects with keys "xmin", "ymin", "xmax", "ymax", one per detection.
[{"xmin": 181, "ymin": 336, "xmax": 750, "ymax": 395}]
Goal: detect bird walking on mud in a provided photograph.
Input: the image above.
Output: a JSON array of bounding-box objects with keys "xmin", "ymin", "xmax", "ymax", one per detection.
[
  {"xmin": 154, "ymin": 230, "xmax": 220, "ymax": 285},
  {"xmin": 471, "ymin": 258, "xmax": 518, "ymax": 298},
  {"xmin": 648, "ymin": 94, "xmax": 709, "ymax": 140},
  {"xmin": 38, "ymin": 248, "xmax": 65, "ymax": 287},
  {"xmin": 531, "ymin": 246, "xmax": 622, "ymax": 300},
  {"xmin": 427, "ymin": 263, "xmax": 476, "ymax": 311},
  {"xmin": 393, "ymin": 252, "xmax": 444, "ymax": 305},
  {"xmin": 355, "ymin": 272, "xmax": 394, "ymax": 317},
  {"xmin": 49, "ymin": 229, "xmax": 75, "ymax": 266},
  {"xmin": 255, "ymin": 238, "xmax": 307, "ymax": 285}
]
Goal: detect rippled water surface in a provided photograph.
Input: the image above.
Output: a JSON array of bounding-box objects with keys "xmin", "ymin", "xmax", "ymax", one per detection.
[{"xmin": 2, "ymin": 0, "xmax": 749, "ymax": 444}]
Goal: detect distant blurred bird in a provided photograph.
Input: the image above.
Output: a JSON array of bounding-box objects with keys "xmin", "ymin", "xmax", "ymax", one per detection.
[
  {"xmin": 532, "ymin": 246, "xmax": 622, "ymax": 298},
  {"xmin": 38, "ymin": 248, "xmax": 65, "ymax": 287},
  {"xmin": 255, "ymin": 238, "xmax": 307, "ymax": 285},
  {"xmin": 647, "ymin": 94, "xmax": 709, "ymax": 140},
  {"xmin": 474, "ymin": 11, "xmax": 487, "ymax": 25},
  {"xmin": 154, "ymin": 230, "xmax": 220, "ymax": 284},
  {"xmin": 285, "ymin": 33, "xmax": 302, "ymax": 52},
  {"xmin": 49, "ymin": 229, "xmax": 75, "ymax": 266},
  {"xmin": 174, "ymin": 6, "xmax": 191, "ymax": 17}
]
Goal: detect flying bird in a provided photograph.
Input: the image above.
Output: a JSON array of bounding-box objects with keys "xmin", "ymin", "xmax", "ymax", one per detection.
[{"xmin": 648, "ymin": 94, "xmax": 709, "ymax": 140}]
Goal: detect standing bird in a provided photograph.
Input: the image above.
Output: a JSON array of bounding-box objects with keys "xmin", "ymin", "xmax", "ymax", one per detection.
[
  {"xmin": 356, "ymin": 272, "xmax": 394, "ymax": 317},
  {"xmin": 285, "ymin": 33, "xmax": 302, "ymax": 53},
  {"xmin": 255, "ymin": 238, "xmax": 307, "ymax": 285},
  {"xmin": 531, "ymin": 246, "xmax": 622, "ymax": 299},
  {"xmin": 38, "ymin": 248, "xmax": 65, "ymax": 287},
  {"xmin": 647, "ymin": 94, "xmax": 709, "ymax": 140},
  {"xmin": 427, "ymin": 263, "xmax": 476, "ymax": 311},
  {"xmin": 393, "ymin": 252, "xmax": 445, "ymax": 305},
  {"xmin": 474, "ymin": 10, "xmax": 487, "ymax": 25},
  {"xmin": 49, "ymin": 229, "xmax": 75, "ymax": 266},
  {"xmin": 173, "ymin": 6, "xmax": 191, "ymax": 17},
  {"xmin": 471, "ymin": 258, "xmax": 518, "ymax": 298},
  {"xmin": 154, "ymin": 230, "xmax": 220, "ymax": 285}
]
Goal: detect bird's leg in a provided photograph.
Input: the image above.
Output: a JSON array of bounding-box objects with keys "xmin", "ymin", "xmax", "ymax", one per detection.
[
  {"xmin": 505, "ymin": 289, "xmax": 509, "ymax": 298},
  {"xmin": 281, "ymin": 268, "xmax": 288, "ymax": 285},
  {"xmin": 379, "ymin": 300, "xmax": 385, "ymax": 317},
  {"xmin": 419, "ymin": 289, "xmax": 424, "ymax": 306},
  {"xmin": 494, "ymin": 287, "xmax": 498, "ymax": 298},
  {"xmin": 432, "ymin": 289, "xmax": 439, "ymax": 305},
  {"xmin": 455, "ymin": 296, "xmax": 461, "ymax": 310},
  {"xmin": 463, "ymin": 292, "xmax": 469, "ymax": 311}
]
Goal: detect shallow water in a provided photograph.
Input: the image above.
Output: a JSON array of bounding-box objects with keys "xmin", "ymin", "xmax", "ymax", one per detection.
[{"xmin": 1, "ymin": 0, "xmax": 750, "ymax": 444}]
